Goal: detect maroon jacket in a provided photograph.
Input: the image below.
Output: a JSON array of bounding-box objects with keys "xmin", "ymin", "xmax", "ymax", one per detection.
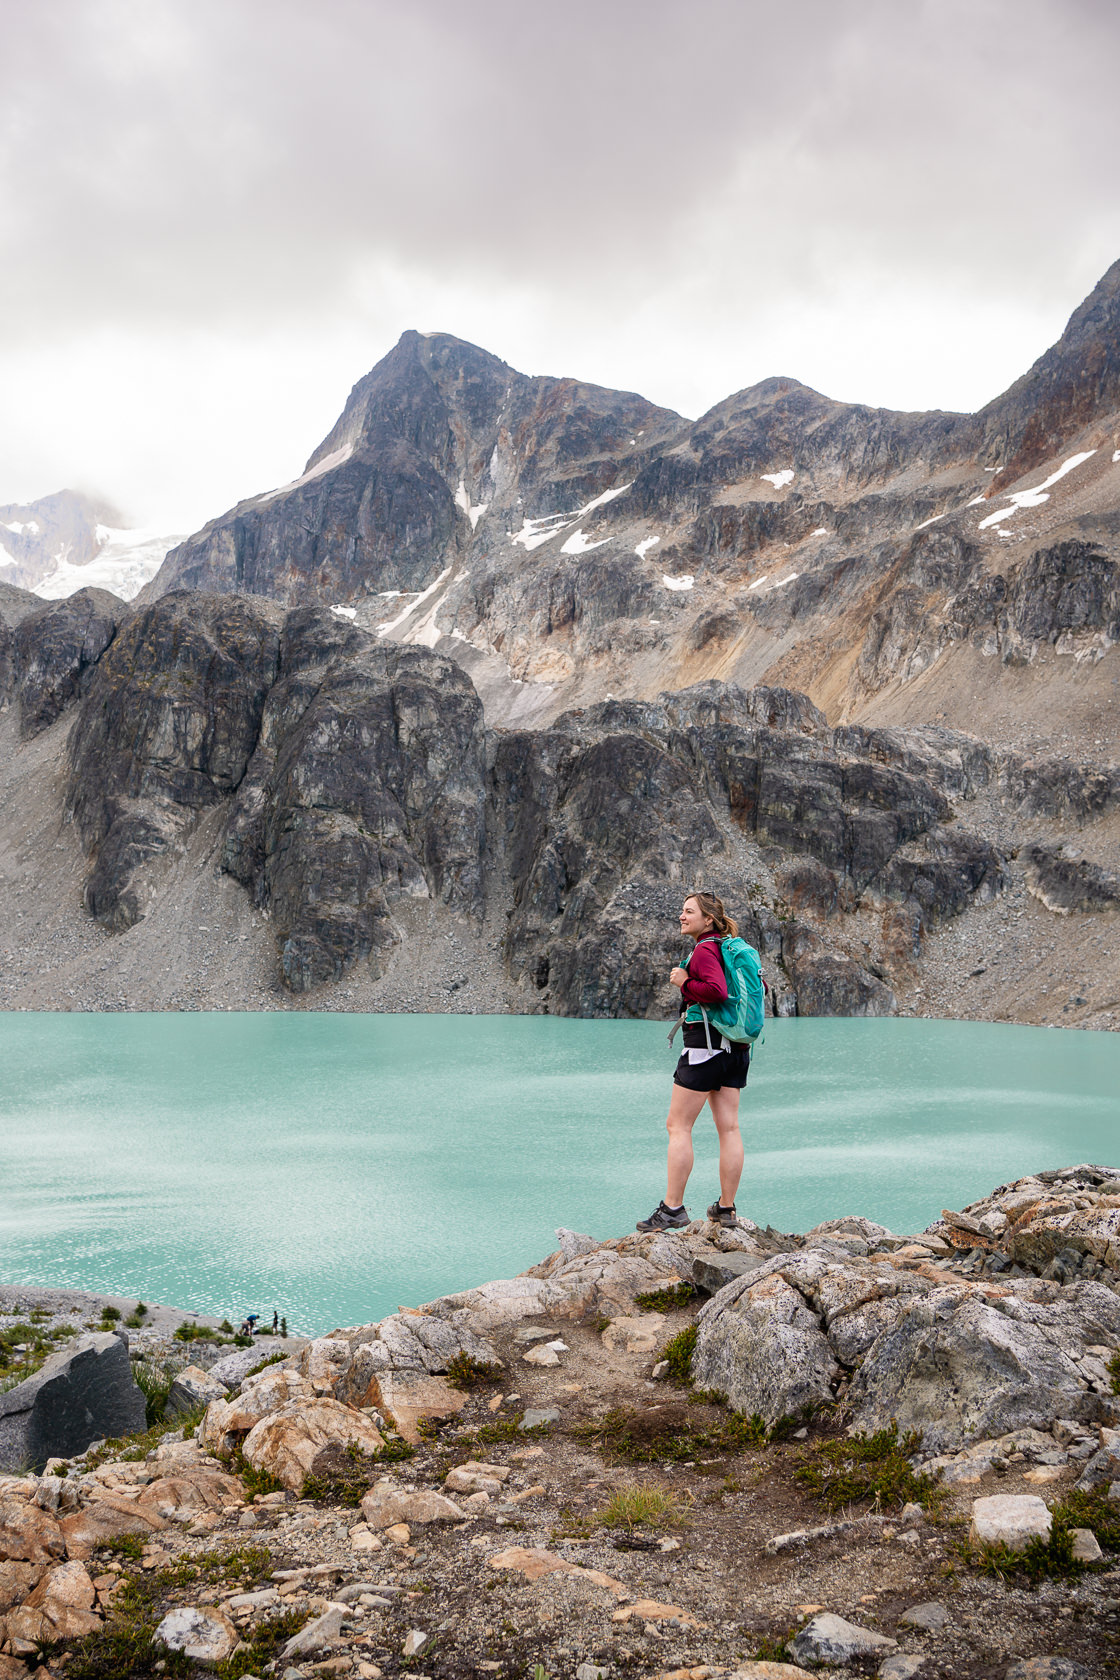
[{"xmin": 680, "ymin": 938, "xmax": 728, "ymax": 1007}]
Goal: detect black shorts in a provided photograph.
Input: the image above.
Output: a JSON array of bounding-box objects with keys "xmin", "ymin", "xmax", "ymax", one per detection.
[{"xmin": 673, "ymin": 1044, "xmax": 750, "ymax": 1092}]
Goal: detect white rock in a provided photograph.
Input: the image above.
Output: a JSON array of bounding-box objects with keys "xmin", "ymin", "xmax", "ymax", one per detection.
[
  {"xmin": 155, "ymin": 1605, "xmax": 239, "ymax": 1663},
  {"xmin": 402, "ymin": 1628, "xmax": 428, "ymax": 1656},
  {"xmin": 280, "ymin": 1601, "xmax": 348, "ymax": 1659},
  {"xmin": 790, "ymin": 1613, "xmax": 898, "ymax": 1667},
  {"xmin": 969, "ymin": 1493, "xmax": 1052, "ymax": 1552}
]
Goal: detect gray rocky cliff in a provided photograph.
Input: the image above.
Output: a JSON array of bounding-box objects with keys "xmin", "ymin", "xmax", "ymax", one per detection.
[{"xmin": 27, "ymin": 596, "xmax": 1107, "ymax": 1019}]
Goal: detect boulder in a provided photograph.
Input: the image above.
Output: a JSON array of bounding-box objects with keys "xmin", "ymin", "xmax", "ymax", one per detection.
[
  {"xmin": 898, "ymin": 1602, "xmax": 948, "ymax": 1630},
  {"xmin": 240, "ymin": 1397, "xmax": 384, "ymax": 1492},
  {"xmin": 790, "ymin": 1613, "xmax": 898, "ymax": 1668},
  {"xmin": 334, "ymin": 1310, "xmax": 502, "ymax": 1402},
  {"xmin": 1076, "ymin": 1439, "xmax": 1120, "ymax": 1490},
  {"xmin": 691, "ymin": 1262, "xmax": 840, "ymax": 1421},
  {"xmin": 280, "ymin": 1602, "xmax": 349, "ymax": 1660},
  {"xmin": 729, "ymin": 1666, "xmax": 814, "ymax": 1679},
  {"xmin": 360, "ymin": 1483, "xmax": 466, "ymax": 1529},
  {"xmin": 0, "ymin": 1561, "xmax": 43, "ymax": 1611},
  {"xmin": 6, "ymin": 1561, "xmax": 101, "ymax": 1643},
  {"xmin": 847, "ymin": 1283, "xmax": 1120, "ymax": 1449},
  {"xmin": 199, "ymin": 1367, "xmax": 317, "ymax": 1453},
  {"xmin": 600, "ymin": 1315, "xmax": 665, "ymax": 1355},
  {"xmin": 58, "ymin": 1497, "xmax": 165, "ymax": 1557},
  {"xmin": 205, "ymin": 1340, "xmax": 296, "ymax": 1389},
  {"xmin": 0, "ymin": 1499, "xmax": 66, "ymax": 1564},
  {"xmin": 142, "ymin": 1468, "xmax": 244, "ymax": 1523},
  {"xmin": 154, "ymin": 1604, "xmax": 239, "ymax": 1663},
  {"xmin": 968, "ymin": 1493, "xmax": 1052, "ymax": 1552},
  {"xmin": 363, "ymin": 1372, "xmax": 467, "ymax": 1444},
  {"xmin": 1004, "ymin": 1661, "xmax": 1093, "ymax": 1680},
  {"xmin": 0, "ymin": 1332, "xmax": 146, "ymax": 1473},
  {"xmin": 1070, "ymin": 1526, "xmax": 1103, "ymax": 1561},
  {"xmin": 166, "ymin": 1365, "xmax": 228, "ymax": 1416}
]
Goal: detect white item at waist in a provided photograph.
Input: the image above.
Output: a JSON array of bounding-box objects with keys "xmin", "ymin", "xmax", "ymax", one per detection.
[{"xmin": 687, "ymin": 1036, "xmax": 730, "ymax": 1064}]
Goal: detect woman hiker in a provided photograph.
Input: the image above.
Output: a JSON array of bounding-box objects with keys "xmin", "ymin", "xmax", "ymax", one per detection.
[{"xmin": 636, "ymin": 891, "xmax": 750, "ymax": 1233}]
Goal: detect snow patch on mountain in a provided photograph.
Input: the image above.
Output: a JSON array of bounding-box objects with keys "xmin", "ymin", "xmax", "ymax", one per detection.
[
  {"xmin": 561, "ymin": 529, "xmax": 609, "ymax": 554},
  {"xmin": 35, "ymin": 527, "xmax": 182, "ymax": 601},
  {"xmin": 977, "ymin": 451, "xmax": 1096, "ymax": 530},
  {"xmin": 256, "ymin": 443, "xmax": 354, "ymax": 505}
]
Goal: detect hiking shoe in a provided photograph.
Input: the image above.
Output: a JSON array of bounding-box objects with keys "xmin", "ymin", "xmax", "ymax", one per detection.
[
  {"xmin": 636, "ymin": 1201, "xmax": 689, "ymax": 1232},
  {"xmin": 707, "ymin": 1200, "xmax": 738, "ymax": 1228}
]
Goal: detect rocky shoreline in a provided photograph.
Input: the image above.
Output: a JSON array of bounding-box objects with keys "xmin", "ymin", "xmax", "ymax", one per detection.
[{"xmin": 1, "ymin": 1166, "xmax": 1119, "ymax": 1680}]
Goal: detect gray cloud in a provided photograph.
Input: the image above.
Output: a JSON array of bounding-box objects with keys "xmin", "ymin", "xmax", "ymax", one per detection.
[{"xmin": 1, "ymin": 0, "xmax": 1118, "ymax": 525}]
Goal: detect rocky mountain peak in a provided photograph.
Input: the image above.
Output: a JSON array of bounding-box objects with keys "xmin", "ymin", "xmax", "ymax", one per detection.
[{"xmin": 982, "ymin": 255, "xmax": 1120, "ymax": 490}]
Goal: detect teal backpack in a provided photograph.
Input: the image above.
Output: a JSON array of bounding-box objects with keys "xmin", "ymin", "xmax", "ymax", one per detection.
[{"xmin": 668, "ymin": 935, "xmax": 766, "ymax": 1050}]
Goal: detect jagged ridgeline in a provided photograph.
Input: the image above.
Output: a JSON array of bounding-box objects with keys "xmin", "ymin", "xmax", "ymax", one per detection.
[{"xmin": 1, "ymin": 260, "xmax": 1118, "ymax": 1013}]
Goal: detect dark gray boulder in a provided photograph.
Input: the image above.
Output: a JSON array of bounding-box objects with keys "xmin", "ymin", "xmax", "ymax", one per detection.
[{"xmin": 0, "ymin": 1332, "xmax": 146, "ymax": 1473}]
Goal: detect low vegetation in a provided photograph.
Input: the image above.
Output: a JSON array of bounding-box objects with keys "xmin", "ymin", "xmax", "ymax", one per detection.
[
  {"xmin": 0, "ymin": 1317, "xmax": 80, "ymax": 1390},
  {"xmin": 575, "ymin": 1400, "xmax": 797, "ymax": 1465},
  {"xmin": 62, "ymin": 1546, "xmax": 280, "ymax": 1680},
  {"xmin": 445, "ymin": 1351, "xmax": 505, "ymax": 1389},
  {"xmin": 659, "ymin": 1323, "xmax": 698, "ymax": 1385},
  {"xmin": 299, "ymin": 1438, "xmax": 412, "ymax": 1504},
  {"xmin": 78, "ymin": 1405, "xmax": 208, "ymax": 1470},
  {"xmin": 958, "ymin": 1486, "xmax": 1117, "ymax": 1586},
  {"xmin": 173, "ymin": 1322, "xmax": 248, "ymax": 1347},
  {"xmin": 634, "ymin": 1282, "xmax": 697, "ymax": 1312},
  {"xmin": 593, "ymin": 1480, "xmax": 691, "ymax": 1531},
  {"xmin": 792, "ymin": 1422, "xmax": 940, "ymax": 1512}
]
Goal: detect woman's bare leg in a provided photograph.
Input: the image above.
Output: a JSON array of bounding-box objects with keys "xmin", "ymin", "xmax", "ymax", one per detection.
[
  {"xmin": 665, "ymin": 1084, "xmax": 709, "ymax": 1205},
  {"xmin": 708, "ymin": 1085, "xmax": 744, "ymax": 1207}
]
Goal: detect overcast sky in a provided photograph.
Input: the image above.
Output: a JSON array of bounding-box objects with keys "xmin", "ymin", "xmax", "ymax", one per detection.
[{"xmin": 2, "ymin": 0, "xmax": 1119, "ymax": 531}]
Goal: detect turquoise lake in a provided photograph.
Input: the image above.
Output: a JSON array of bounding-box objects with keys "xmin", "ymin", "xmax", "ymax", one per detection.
[{"xmin": 1, "ymin": 1015, "xmax": 1117, "ymax": 1334}]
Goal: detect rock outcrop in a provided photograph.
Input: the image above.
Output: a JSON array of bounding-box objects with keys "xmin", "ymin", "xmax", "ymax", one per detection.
[
  {"xmin": 220, "ymin": 608, "xmax": 487, "ymax": 990},
  {"xmin": 66, "ymin": 591, "xmax": 283, "ymax": 929},
  {"xmin": 0, "ymin": 1333, "xmax": 146, "ymax": 1475}
]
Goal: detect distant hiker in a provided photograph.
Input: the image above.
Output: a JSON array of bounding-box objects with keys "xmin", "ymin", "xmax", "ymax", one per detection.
[
  {"xmin": 637, "ymin": 891, "xmax": 763, "ymax": 1233},
  {"xmin": 271, "ymin": 1311, "xmax": 278, "ymax": 1334},
  {"xmin": 239, "ymin": 1313, "xmax": 260, "ymax": 1336}
]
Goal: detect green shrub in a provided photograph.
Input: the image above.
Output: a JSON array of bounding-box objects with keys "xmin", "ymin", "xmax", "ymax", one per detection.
[
  {"xmin": 95, "ymin": 1534, "xmax": 145, "ymax": 1560},
  {"xmin": 133, "ymin": 1363, "xmax": 175, "ymax": 1428},
  {"xmin": 593, "ymin": 1481, "xmax": 690, "ymax": 1530},
  {"xmin": 228, "ymin": 1447, "xmax": 285, "ymax": 1501},
  {"xmin": 660, "ymin": 1323, "xmax": 697, "ymax": 1386},
  {"xmin": 300, "ymin": 1441, "xmax": 387, "ymax": 1505},
  {"xmin": 100, "ymin": 1306, "xmax": 121, "ymax": 1324},
  {"xmin": 240, "ymin": 1351, "xmax": 287, "ymax": 1382},
  {"xmin": 445, "ymin": 1352, "xmax": 505, "ymax": 1389},
  {"xmin": 1052, "ymin": 1486, "xmax": 1120, "ymax": 1550},
  {"xmin": 793, "ymin": 1422, "xmax": 940, "ymax": 1513},
  {"xmin": 635, "ymin": 1282, "xmax": 697, "ymax": 1312},
  {"xmin": 1109, "ymin": 1350, "xmax": 1120, "ymax": 1396},
  {"xmin": 215, "ymin": 1607, "xmax": 309, "ymax": 1680}
]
